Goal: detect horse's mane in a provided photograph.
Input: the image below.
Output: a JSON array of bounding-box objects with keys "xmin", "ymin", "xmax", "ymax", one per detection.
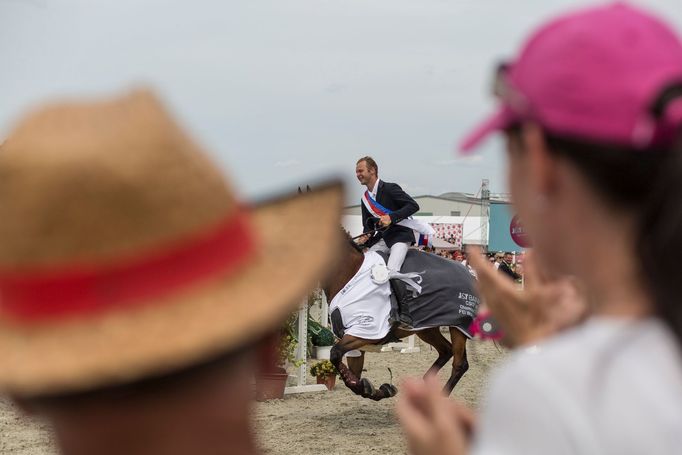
[{"xmin": 341, "ymin": 226, "xmax": 364, "ymax": 254}]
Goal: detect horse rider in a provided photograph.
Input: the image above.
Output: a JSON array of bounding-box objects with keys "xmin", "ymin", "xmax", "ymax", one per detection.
[{"xmin": 355, "ymin": 156, "xmax": 422, "ymax": 273}]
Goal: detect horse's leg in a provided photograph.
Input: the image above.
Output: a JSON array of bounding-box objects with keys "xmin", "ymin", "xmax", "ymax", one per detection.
[
  {"xmin": 415, "ymin": 328, "xmax": 453, "ymax": 377},
  {"xmin": 443, "ymin": 328, "xmax": 469, "ymax": 396},
  {"xmin": 330, "ymin": 336, "xmax": 397, "ymax": 401},
  {"xmin": 346, "ymin": 350, "xmax": 365, "ymax": 378}
]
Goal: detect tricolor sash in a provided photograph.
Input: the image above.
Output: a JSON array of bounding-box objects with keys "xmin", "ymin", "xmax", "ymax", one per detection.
[{"xmin": 362, "ymin": 191, "xmax": 435, "ymax": 236}]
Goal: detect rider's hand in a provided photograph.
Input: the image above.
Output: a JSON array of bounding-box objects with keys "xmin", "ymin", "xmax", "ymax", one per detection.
[
  {"xmin": 467, "ymin": 247, "xmax": 588, "ymax": 348},
  {"xmin": 357, "ymin": 234, "xmax": 370, "ymax": 245},
  {"xmin": 397, "ymin": 375, "xmax": 474, "ymax": 455},
  {"xmin": 379, "ymin": 214, "xmax": 392, "ymax": 227}
]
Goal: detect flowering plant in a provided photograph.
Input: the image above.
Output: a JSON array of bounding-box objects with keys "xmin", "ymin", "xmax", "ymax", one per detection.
[
  {"xmin": 309, "ymin": 359, "xmax": 338, "ymax": 378},
  {"xmin": 277, "ymin": 313, "xmax": 304, "ymax": 367}
]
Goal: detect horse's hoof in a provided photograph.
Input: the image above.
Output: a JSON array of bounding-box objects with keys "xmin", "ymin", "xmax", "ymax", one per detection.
[
  {"xmin": 379, "ymin": 383, "xmax": 398, "ymax": 398},
  {"xmin": 359, "ymin": 378, "xmax": 376, "ymax": 397}
]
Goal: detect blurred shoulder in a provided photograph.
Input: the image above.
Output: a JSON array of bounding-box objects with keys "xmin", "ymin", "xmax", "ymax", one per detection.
[
  {"xmin": 477, "ymin": 319, "xmax": 682, "ymax": 455},
  {"xmin": 488, "ymin": 317, "xmax": 681, "ymax": 396}
]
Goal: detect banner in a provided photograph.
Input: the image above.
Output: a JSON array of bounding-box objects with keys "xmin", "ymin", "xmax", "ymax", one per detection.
[
  {"xmin": 489, "ymin": 202, "xmax": 525, "ymax": 252},
  {"xmin": 430, "ymin": 223, "xmax": 463, "ymax": 249}
]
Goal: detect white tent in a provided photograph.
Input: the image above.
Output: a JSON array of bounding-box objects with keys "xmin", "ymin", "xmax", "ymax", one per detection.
[
  {"xmin": 342, "ymin": 215, "xmax": 488, "ymax": 246},
  {"xmin": 430, "ymin": 237, "xmax": 458, "ymax": 250}
]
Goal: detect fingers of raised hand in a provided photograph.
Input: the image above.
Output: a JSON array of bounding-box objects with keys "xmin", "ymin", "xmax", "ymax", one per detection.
[
  {"xmin": 397, "ymin": 377, "xmax": 470, "ymax": 455},
  {"xmin": 544, "ymin": 278, "xmax": 588, "ymax": 330},
  {"xmin": 396, "ymin": 379, "xmax": 435, "ymax": 449},
  {"xmin": 469, "ymin": 259, "xmax": 523, "ymax": 317},
  {"xmin": 468, "ymin": 248, "xmax": 518, "ymax": 295}
]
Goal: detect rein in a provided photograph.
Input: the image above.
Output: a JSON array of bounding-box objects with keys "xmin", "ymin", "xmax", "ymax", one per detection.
[
  {"xmin": 350, "ymin": 226, "xmax": 386, "ymax": 242},
  {"xmin": 349, "ymin": 215, "xmax": 403, "ymax": 245}
]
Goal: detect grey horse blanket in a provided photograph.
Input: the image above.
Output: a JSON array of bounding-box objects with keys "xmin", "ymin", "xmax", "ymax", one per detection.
[
  {"xmin": 330, "ymin": 249, "xmax": 479, "ymax": 340},
  {"xmin": 377, "ymin": 250, "xmax": 480, "ymax": 337}
]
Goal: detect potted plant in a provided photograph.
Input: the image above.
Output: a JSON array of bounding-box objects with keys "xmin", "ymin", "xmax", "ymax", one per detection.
[
  {"xmin": 308, "ymin": 319, "xmax": 335, "ymax": 359},
  {"xmin": 255, "ymin": 315, "xmax": 299, "ymax": 401},
  {"xmin": 310, "ymin": 359, "xmax": 338, "ymax": 391}
]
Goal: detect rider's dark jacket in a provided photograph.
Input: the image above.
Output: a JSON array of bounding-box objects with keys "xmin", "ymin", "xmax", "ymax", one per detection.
[{"xmin": 361, "ymin": 180, "xmax": 419, "ymax": 248}]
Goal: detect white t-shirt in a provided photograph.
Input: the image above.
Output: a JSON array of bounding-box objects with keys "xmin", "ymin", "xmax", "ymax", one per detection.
[{"xmin": 473, "ymin": 317, "xmax": 682, "ymax": 455}]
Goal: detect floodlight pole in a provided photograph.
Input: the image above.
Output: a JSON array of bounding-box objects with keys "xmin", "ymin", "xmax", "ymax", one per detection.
[{"xmin": 480, "ymin": 179, "xmax": 490, "ymax": 251}]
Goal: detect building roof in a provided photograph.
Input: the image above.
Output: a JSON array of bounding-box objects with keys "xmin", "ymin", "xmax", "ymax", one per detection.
[
  {"xmin": 344, "ymin": 192, "xmax": 510, "ymax": 210},
  {"xmin": 439, "ymin": 192, "xmax": 512, "ymax": 203}
]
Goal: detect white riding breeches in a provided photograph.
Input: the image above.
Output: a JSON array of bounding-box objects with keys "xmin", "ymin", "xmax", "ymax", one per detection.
[{"xmin": 369, "ymin": 239, "xmax": 409, "ymax": 272}]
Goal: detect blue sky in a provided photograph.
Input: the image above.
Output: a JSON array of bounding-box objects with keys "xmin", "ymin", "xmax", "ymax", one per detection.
[{"xmin": 2, "ymin": 0, "xmax": 681, "ymax": 203}]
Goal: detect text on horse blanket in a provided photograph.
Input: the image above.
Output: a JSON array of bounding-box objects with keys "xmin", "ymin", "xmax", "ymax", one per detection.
[{"xmin": 379, "ymin": 250, "xmax": 479, "ymax": 336}]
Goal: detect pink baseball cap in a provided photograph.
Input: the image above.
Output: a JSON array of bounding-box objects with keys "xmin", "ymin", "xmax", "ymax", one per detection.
[{"xmin": 459, "ymin": 3, "xmax": 682, "ymax": 153}]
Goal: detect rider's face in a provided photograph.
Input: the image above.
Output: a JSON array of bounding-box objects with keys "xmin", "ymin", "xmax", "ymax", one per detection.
[{"xmin": 356, "ymin": 161, "xmax": 375, "ymax": 185}]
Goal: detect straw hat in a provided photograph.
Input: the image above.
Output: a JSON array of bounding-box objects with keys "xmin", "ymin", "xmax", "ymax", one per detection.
[{"xmin": 0, "ymin": 90, "xmax": 343, "ymax": 397}]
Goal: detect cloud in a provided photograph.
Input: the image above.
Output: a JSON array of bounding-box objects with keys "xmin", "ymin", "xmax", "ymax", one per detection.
[
  {"xmin": 274, "ymin": 159, "xmax": 300, "ymax": 168},
  {"xmin": 325, "ymin": 83, "xmax": 348, "ymax": 94},
  {"xmin": 432, "ymin": 155, "xmax": 484, "ymax": 166}
]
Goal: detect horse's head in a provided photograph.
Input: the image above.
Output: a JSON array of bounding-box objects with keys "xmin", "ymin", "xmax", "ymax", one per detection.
[
  {"xmin": 295, "ymin": 183, "xmax": 364, "ymax": 300},
  {"xmin": 320, "ymin": 227, "xmax": 365, "ymax": 302}
]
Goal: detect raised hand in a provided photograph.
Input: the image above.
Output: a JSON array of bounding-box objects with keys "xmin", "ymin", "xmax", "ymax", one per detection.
[
  {"xmin": 396, "ymin": 375, "xmax": 474, "ymax": 455},
  {"xmin": 467, "ymin": 247, "xmax": 587, "ymax": 348}
]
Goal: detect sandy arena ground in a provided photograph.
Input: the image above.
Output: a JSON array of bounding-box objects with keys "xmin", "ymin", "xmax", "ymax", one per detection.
[{"xmin": 1, "ymin": 339, "xmax": 505, "ymax": 455}]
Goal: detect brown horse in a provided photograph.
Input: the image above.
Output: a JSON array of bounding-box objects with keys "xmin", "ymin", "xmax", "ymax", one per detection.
[{"xmin": 321, "ymin": 232, "xmax": 478, "ymax": 401}]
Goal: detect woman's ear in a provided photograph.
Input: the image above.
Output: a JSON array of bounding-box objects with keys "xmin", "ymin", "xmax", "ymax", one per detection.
[{"xmin": 522, "ymin": 123, "xmax": 557, "ymax": 197}]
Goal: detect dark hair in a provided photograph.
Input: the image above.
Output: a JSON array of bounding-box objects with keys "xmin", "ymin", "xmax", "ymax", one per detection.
[
  {"xmin": 508, "ymin": 124, "xmax": 682, "ymax": 344},
  {"xmin": 357, "ymin": 156, "xmax": 378, "ymax": 175}
]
